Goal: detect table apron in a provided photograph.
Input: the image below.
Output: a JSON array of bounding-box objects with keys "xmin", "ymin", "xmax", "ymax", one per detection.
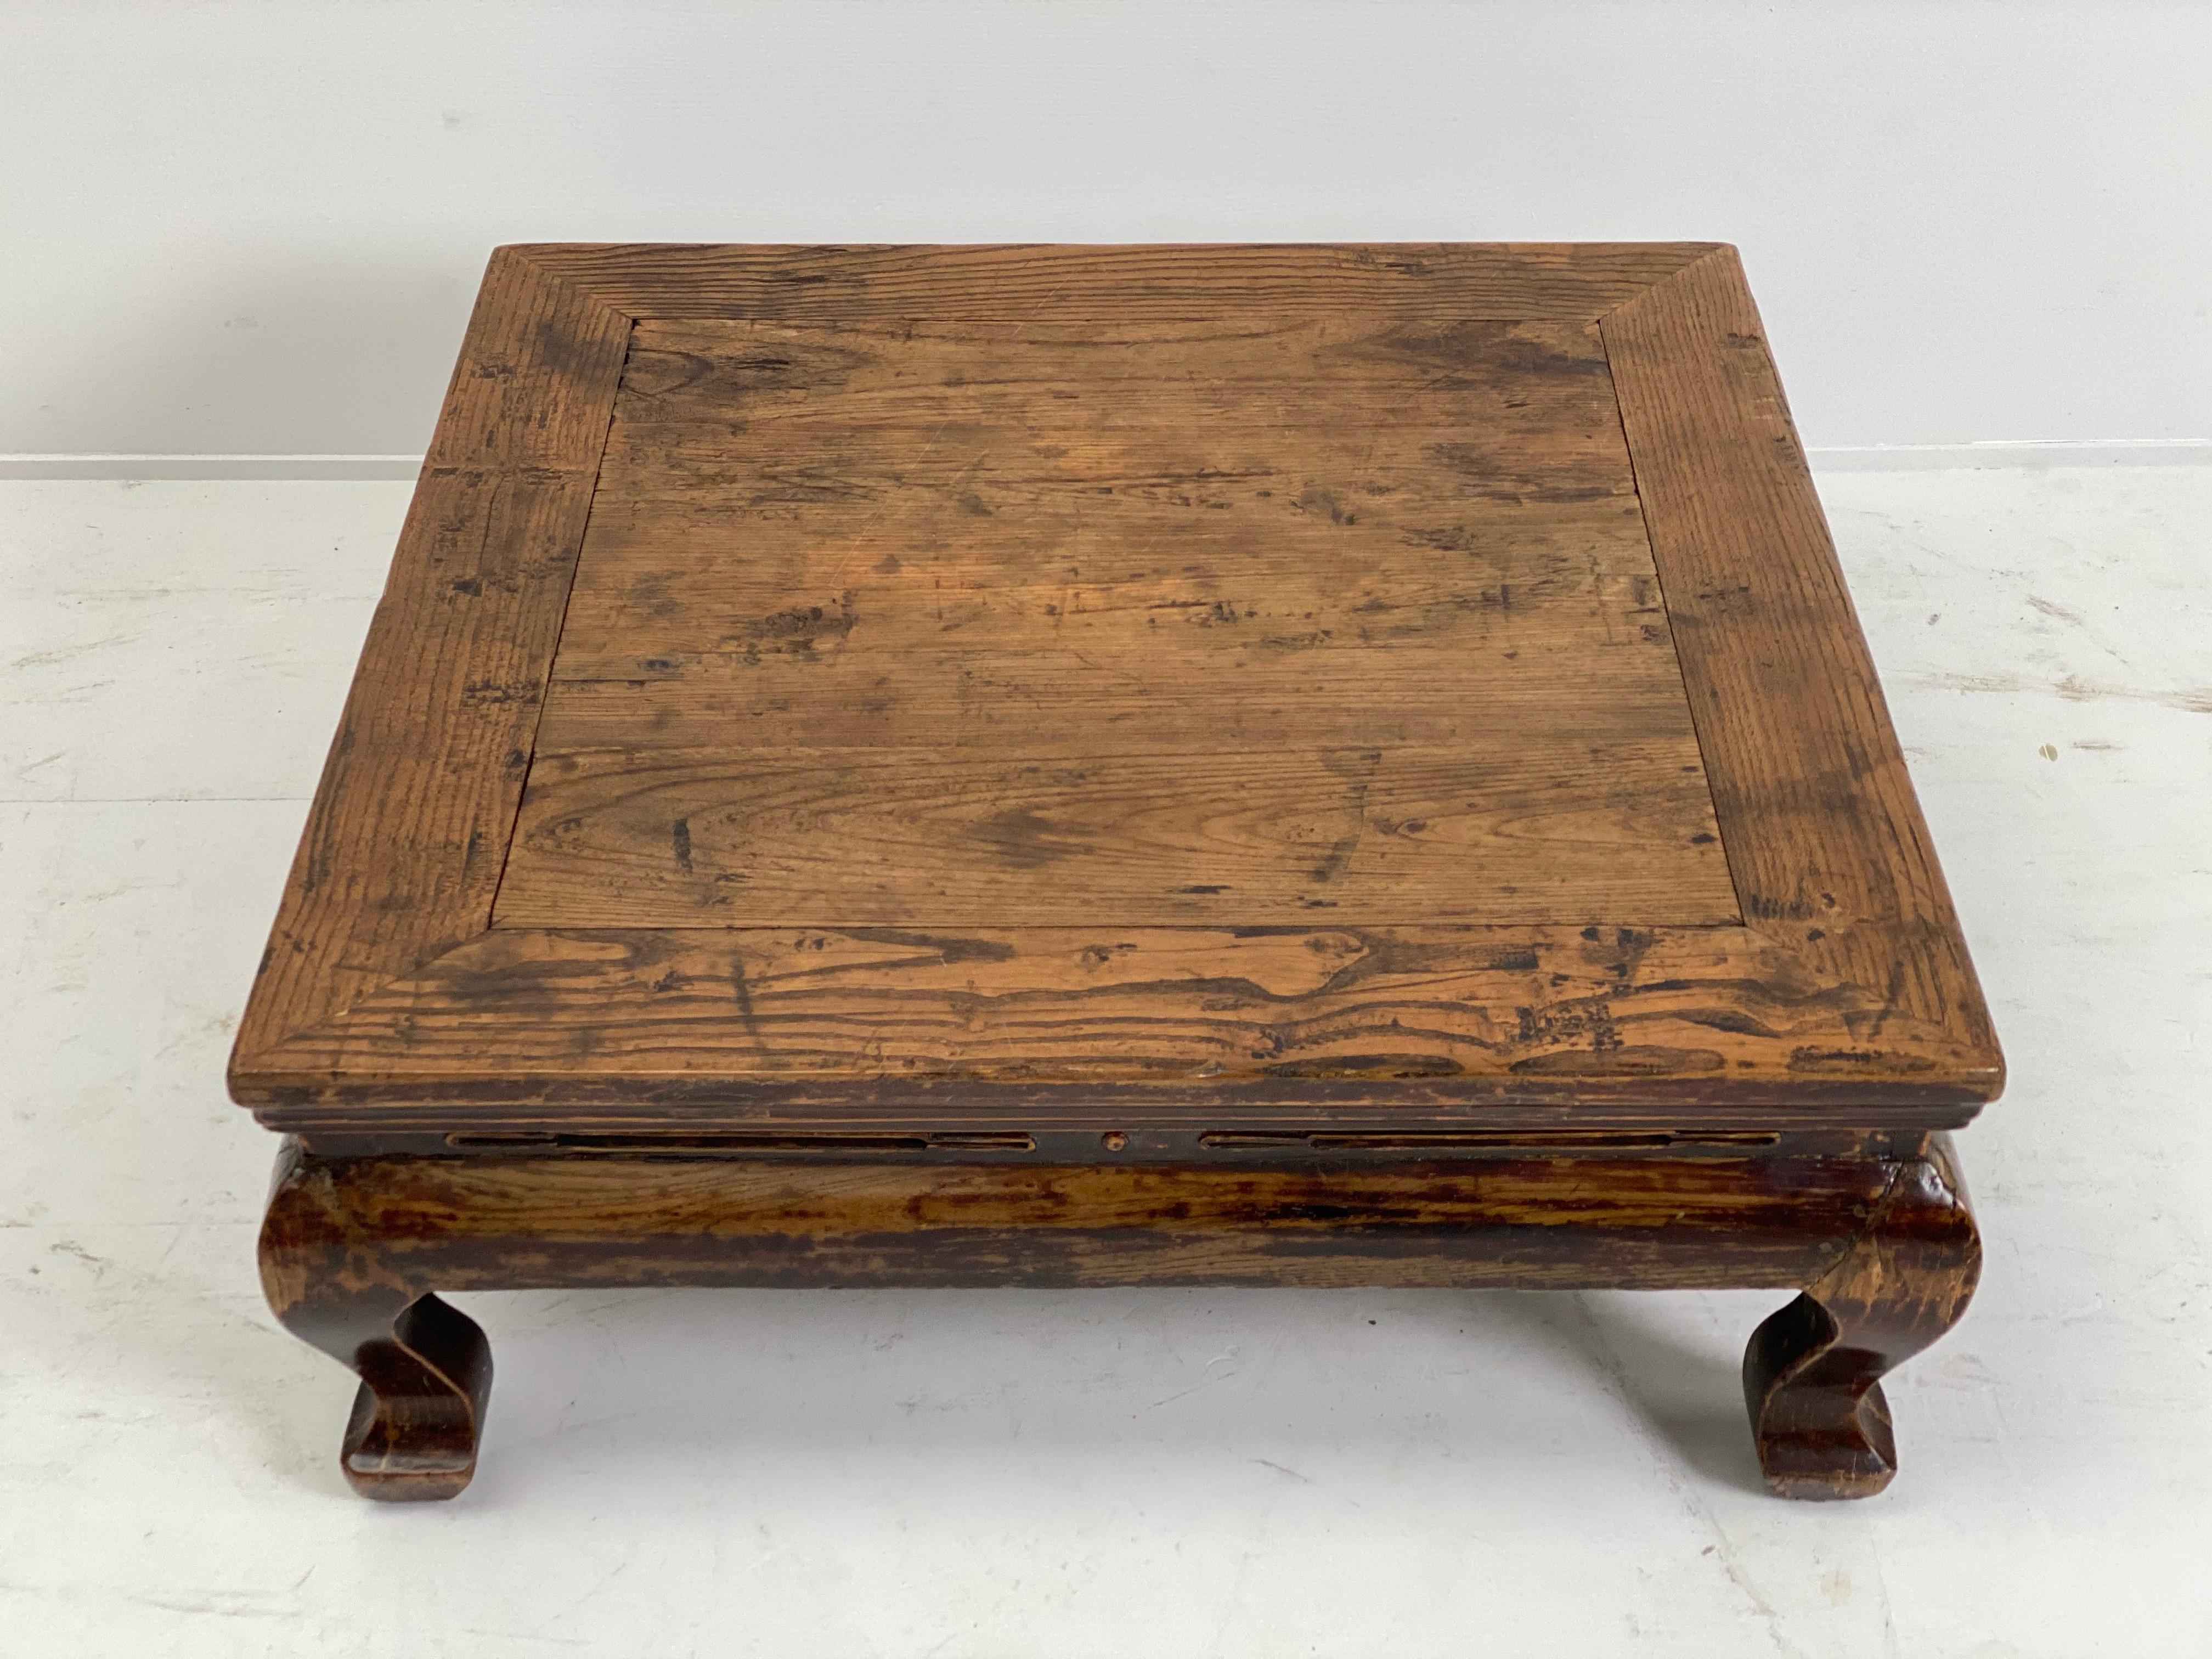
[{"xmin": 258, "ymin": 1139, "xmax": 1937, "ymax": 1299}]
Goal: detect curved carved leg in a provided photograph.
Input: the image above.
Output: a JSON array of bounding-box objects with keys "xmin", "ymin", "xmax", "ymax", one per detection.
[
  {"xmin": 258, "ymin": 1142, "xmax": 493, "ymax": 1501},
  {"xmin": 317, "ymin": 1293, "xmax": 490, "ymax": 1501},
  {"xmin": 1743, "ymin": 1133, "xmax": 1980, "ymax": 1499}
]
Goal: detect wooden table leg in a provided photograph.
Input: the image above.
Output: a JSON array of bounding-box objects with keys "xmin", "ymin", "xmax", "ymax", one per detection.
[
  {"xmin": 258, "ymin": 1132, "xmax": 1977, "ymax": 1502},
  {"xmin": 258, "ymin": 1144, "xmax": 492, "ymax": 1500},
  {"xmin": 1743, "ymin": 1134, "xmax": 1980, "ymax": 1498}
]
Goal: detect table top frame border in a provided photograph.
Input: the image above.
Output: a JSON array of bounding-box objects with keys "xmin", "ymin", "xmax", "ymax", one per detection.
[{"xmin": 229, "ymin": 244, "xmax": 2001, "ymax": 1127}]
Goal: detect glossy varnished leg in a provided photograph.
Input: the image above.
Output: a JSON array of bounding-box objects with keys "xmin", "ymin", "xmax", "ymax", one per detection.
[
  {"xmin": 258, "ymin": 1144, "xmax": 493, "ymax": 1500},
  {"xmin": 320, "ymin": 1293, "xmax": 489, "ymax": 1501},
  {"xmin": 256, "ymin": 1131, "xmax": 1978, "ymax": 1502},
  {"xmin": 1743, "ymin": 1133, "xmax": 1980, "ymax": 1499}
]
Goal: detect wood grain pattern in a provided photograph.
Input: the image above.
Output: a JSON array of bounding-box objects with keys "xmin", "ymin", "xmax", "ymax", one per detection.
[
  {"xmin": 552, "ymin": 492, "xmax": 1651, "ymax": 680},
  {"xmin": 259, "ymin": 1140, "xmax": 1892, "ymax": 1295},
  {"xmin": 554, "ymin": 312, "xmax": 1646, "ymax": 684},
  {"xmin": 257, "ymin": 1131, "xmax": 1970, "ymax": 1500},
  {"xmin": 507, "ymin": 306, "xmax": 1727, "ymax": 930},
  {"xmin": 1602, "ymin": 247, "xmax": 1999, "ymax": 1056},
  {"xmin": 1743, "ymin": 1131, "xmax": 1979, "ymax": 1497},
  {"xmin": 228, "ymin": 243, "xmax": 2002, "ymax": 1130},
  {"xmin": 494, "ymin": 742, "xmax": 1734, "ymax": 927},
  {"xmin": 231, "ymin": 251, "xmax": 630, "ymax": 1057},
  {"xmin": 547, "ymin": 514, "xmax": 1657, "ymax": 681},
  {"xmin": 527, "ymin": 645, "xmax": 1698, "ymax": 751},
  {"xmin": 611, "ymin": 313, "xmax": 1631, "ymax": 425},
  {"xmin": 516, "ymin": 241, "xmax": 1726, "ymax": 321},
  {"xmin": 235, "ymin": 923, "xmax": 1997, "ymax": 1127}
]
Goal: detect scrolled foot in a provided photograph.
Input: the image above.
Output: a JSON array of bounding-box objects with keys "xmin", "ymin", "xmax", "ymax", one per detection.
[
  {"xmin": 1743, "ymin": 1134, "xmax": 1980, "ymax": 1499},
  {"xmin": 337, "ymin": 1293, "xmax": 493, "ymax": 1501},
  {"xmin": 259, "ymin": 1141, "xmax": 495, "ymax": 1502},
  {"xmin": 1745, "ymin": 1290, "xmax": 1902, "ymax": 1498}
]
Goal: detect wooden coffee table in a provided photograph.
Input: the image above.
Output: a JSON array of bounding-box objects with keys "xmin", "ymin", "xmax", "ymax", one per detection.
[{"xmin": 232, "ymin": 243, "xmax": 2001, "ymax": 1503}]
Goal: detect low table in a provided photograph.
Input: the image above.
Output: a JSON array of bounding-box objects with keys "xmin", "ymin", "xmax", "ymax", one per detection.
[{"xmin": 232, "ymin": 242, "xmax": 2001, "ymax": 1502}]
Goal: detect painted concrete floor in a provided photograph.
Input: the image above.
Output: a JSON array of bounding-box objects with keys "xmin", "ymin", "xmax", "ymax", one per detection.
[{"xmin": 3, "ymin": 470, "xmax": 2208, "ymax": 1657}]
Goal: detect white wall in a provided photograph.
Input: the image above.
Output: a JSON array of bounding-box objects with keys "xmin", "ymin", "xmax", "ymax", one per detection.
[{"xmin": 4, "ymin": 0, "xmax": 2207, "ymax": 469}]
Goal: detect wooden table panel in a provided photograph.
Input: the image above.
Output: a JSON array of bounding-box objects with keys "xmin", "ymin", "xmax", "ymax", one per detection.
[
  {"xmin": 514, "ymin": 304, "xmax": 1729, "ymax": 932},
  {"xmin": 493, "ymin": 737, "xmax": 1735, "ymax": 928},
  {"xmin": 526, "ymin": 647, "xmax": 1704, "ymax": 759},
  {"xmin": 230, "ymin": 244, "xmax": 2001, "ymax": 1126}
]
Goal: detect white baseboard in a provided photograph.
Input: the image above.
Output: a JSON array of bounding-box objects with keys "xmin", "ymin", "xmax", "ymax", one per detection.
[
  {"xmin": 1805, "ymin": 439, "xmax": 2212, "ymax": 471},
  {"xmin": 1, "ymin": 440, "xmax": 2207, "ymax": 481},
  {"xmin": 0, "ymin": 454, "xmax": 424, "ymax": 480}
]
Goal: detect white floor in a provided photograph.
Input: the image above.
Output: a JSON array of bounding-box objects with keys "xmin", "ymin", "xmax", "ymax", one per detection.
[{"xmin": 3, "ymin": 470, "xmax": 2208, "ymax": 1658}]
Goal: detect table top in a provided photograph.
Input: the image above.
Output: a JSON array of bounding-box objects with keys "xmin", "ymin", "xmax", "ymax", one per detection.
[{"xmin": 229, "ymin": 244, "xmax": 2002, "ymax": 1137}]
